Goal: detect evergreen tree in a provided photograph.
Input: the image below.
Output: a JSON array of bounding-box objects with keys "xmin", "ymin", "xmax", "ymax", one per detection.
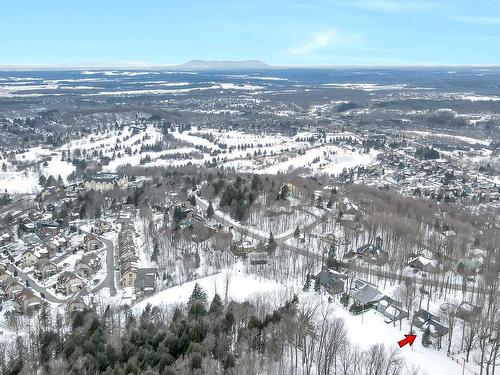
[
  {"xmin": 316, "ymin": 195, "xmax": 324, "ymax": 209},
  {"xmin": 314, "ymin": 277, "xmax": 321, "ymax": 293},
  {"xmin": 422, "ymin": 327, "xmax": 432, "ymax": 347},
  {"xmin": 303, "ymin": 274, "xmax": 311, "ymax": 291},
  {"xmin": 188, "ymin": 195, "xmax": 196, "ymax": 206},
  {"xmin": 267, "ymin": 232, "xmax": 277, "ymax": 252},
  {"xmin": 209, "ymin": 293, "xmax": 223, "ymax": 315},
  {"xmin": 326, "ymin": 242, "xmax": 340, "ymax": 270},
  {"xmin": 188, "ymin": 282, "xmax": 208, "ymax": 308},
  {"xmin": 206, "ymin": 201, "xmax": 214, "ymax": 219},
  {"xmin": 293, "ymin": 226, "xmax": 300, "ymax": 239},
  {"xmin": 151, "ymin": 243, "xmax": 159, "ymax": 262},
  {"xmin": 39, "ymin": 175, "xmax": 47, "ymax": 186},
  {"xmin": 279, "ymin": 183, "xmax": 290, "ymax": 200}
]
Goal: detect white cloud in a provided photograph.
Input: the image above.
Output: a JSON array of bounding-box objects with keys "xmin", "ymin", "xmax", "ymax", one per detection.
[
  {"xmin": 455, "ymin": 15, "xmax": 500, "ymax": 26},
  {"xmin": 289, "ymin": 30, "xmax": 361, "ymax": 55},
  {"xmin": 334, "ymin": 0, "xmax": 437, "ymax": 13}
]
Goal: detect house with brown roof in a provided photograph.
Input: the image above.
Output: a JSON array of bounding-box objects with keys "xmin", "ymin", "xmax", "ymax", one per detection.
[
  {"xmin": 21, "ymin": 245, "xmax": 49, "ymax": 268},
  {"xmin": 34, "ymin": 259, "xmax": 58, "ymax": 280},
  {"xmin": 84, "ymin": 234, "xmax": 102, "ymax": 252},
  {"xmin": 66, "ymin": 287, "xmax": 94, "ymax": 316},
  {"xmin": 75, "ymin": 253, "xmax": 101, "ymax": 278},
  {"xmin": 56, "ymin": 271, "xmax": 84, "ymax": 295},
  {"xmin": 3, "ymin": 277, "xmax": 24, "ymax": 298},
  {"xmin": 14, "ymin": 288, "xmax": 42, "ymax": 314}
]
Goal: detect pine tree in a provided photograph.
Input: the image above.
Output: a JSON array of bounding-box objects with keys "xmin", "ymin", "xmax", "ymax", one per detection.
[
  {"xmin": 188, "ymin": 195, "xmax": 196, "ymax": 206},
  {"xmin": 209, "ymin": 293, "xmax": 223, "ymax": 315},
  {"xmin": 188, "ymin": 282, "xmax": 208, "ymax": 308},
  {"xmin": 293, "ymin": 226, "xmax": 300, "ymax": 239},
  {"xmin": 206, "ymin": 201, "xmax": 214, "ymax": 218},
  {"xmin": 326, "ymin": 242, "xmax": 340, "ymax": 270},
  {"xmin": 279, "ymin": 183, "xmax": 290, "ymax": 200},
  {"xmin": 267, "ymin": 232, "xmax": 277, "ymax": 252},
  {"xmin": 303, "ymin": 274, "xmax": 311, "ymax": 291},
  {"xmin": 422, "ymin": 327, "xmax": 432, "ymax": 347},
  {"xmin": 151, "ymin": 243, "xmax": 159, "ymax": 262},
  {"xmin": 314, "ymin": 277, "xmax": 321, "ymax": 293},
  {"xmin": 316, "ymin": 195, "xmax": 324, "ymax": 209}
]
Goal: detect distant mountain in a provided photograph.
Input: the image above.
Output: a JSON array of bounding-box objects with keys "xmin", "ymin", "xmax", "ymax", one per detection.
[{"xmin": 175, "ymin": 60, "xmax": 270, "ymax": 71}]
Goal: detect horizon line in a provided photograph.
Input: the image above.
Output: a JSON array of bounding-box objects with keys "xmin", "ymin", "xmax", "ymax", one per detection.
[{"xmin": 1, "ymin": 61, "xmax": 500, "ymax": 71}]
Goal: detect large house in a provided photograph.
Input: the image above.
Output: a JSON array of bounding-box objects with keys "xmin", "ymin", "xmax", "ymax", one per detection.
[
  {"xmin": 43, "ymin": 235, "xmax": 70, "ymax": 256},
  {"xmin": 412, "ymin": 309, "xmax": 448, "ymax": 344},
  {"xmin": 134, "ymin": 268, "xmax": 158, "ymax": 297},
  {"xmin": 66, "ymin": 287, "xmax": 94, "ymax": 316},
  {"xmin": 118, "ymin": 223, "xmax": 138, "ymax": 287},
  {"xmin": 407, "ymin": 255, "xmax": 437, "ymax": 273},
  {"xmin": 92, "ymin": 220, "xmax": 112, "ymax": 235},
  {"xmin": 75, "ymin": 253, "xmax": 101, "ymax": 278},
  {"xmin": 56, "ymin": 271, "xmax": 85, "ymax": 295},
  {"xmin": 352, "ymin": 284, "xmax": 384, "ymax": 307},
  {"xmin": 21, "ymin": 246, "xmax": 49, "ymax": 268},
  {"xmin": 315, "ymin": 269, "xmax": 346, "ymax": 295},
  {"xmin": 3, "ymin": 277, "xmax": 24, "ymax": 298},
  {"xmin": 0, "ymin": 229, "xmax": 14, "ymax": 247},
  {"xmin": 344, "ymin": 236, "xmax": 388, "ymax": 263},
  {"xmin": 83, "ymin": 173, "xmax": 128, "ymax": 191},
  {"xmin": 376, "ymin": 296, "xmax": 409, "ymax": 324},
  {"xmin": 14, "ymin": 288, "xmax": 42, "ymax": 314},
  {"xmin": 84, "ymin": 234, "xmax": 102, "ymax": 252},
  {"xmin": 34, "ymin": 259, "xmax": 58, "ymax": 280}
]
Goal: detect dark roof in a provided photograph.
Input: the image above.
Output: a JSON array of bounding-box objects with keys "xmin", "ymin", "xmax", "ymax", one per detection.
[
  {"xmin": 134, "ymin": 268, "xmax": 157, "ymax": 290},
  {"xmin": 85, "ymin": 173, "xmax": 123, "ymax": 184},
  {"xmin": 316, "ymin": 270, "xmax": 346, "ymax": 287},
  {"xmin": 412, "ymin": 309, "xmax": 449, "ymax": 336},
  {"xmin": 352, "ymin": 284, "xmax": 383, "ymax": 305}
]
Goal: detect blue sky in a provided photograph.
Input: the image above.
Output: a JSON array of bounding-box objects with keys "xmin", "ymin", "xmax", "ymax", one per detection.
[{"xmin": 2, "ymin": 0, "xmax": 500, "ymax": 66}]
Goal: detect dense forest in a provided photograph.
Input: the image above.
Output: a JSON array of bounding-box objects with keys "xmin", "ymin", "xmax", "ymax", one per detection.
[{"xmin": 0, "ymin": 283, "xmax": 418, "ymax": 375}]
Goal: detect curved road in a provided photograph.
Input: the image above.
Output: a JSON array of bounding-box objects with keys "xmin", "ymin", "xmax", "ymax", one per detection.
[
  {"xmin": 196, "ymin": 197, "xmax": 497, "ymax": 296},
  {"xmin": 7, "ymin": 263, "xmax": 65, "ymax": 303}
]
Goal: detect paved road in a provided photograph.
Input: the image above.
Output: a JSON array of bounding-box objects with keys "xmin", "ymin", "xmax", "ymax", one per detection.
[
  {"xmin": 7, "ymin": 263, "xmax": 65, "ymax": 303},
  {"xmin": 196, "ymin": 198, "xmax": 497, "ymax": 296},
  {"xmin": 93, "ymin": 236, "xmax": 117, "ymax": 296},
  {"xmin": 80, "ymin": 229, "xmax": 117, "ymax": 296}
]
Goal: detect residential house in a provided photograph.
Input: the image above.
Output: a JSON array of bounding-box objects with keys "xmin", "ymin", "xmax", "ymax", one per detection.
[
  {"xmin": 121, "ymin": 262, "xmax": 138, "ymax": 287},
  {"xmin": 56, "ymin": 271, "xmax": 84, "ymax": 295},
  {"xmin": 249, "ymin": 251, "xmax": 269, "ymax": 265},
  {"xmin": 21, "ymin": 245, "xmax": 49, "ymax": 268},
  {"xmin": 84, "ymin": 234, "xmax": 102, "ymax": 252},
  {"xmin": 66, "ymin": 287, "xmax": 94, "ymax": 316},
  {"xmin": 92, "ymin": 219, "xmax": 112, "ymax": 235},
  {"xmin": 83, "ymin": 173, "xmax": 128, "ymax": 191},
  {"xmin": 75, "ymin": 253, "xmax": 101, "ymax": 278},
  {"xmin": 408, "ymin": 254, "xmax": 437, "ymax": 274},
  {"xmin": 345, "ymin": 237, "xmax": 388, "ymax": 263},
  {"xmin": 412, "ymin": 309, "xmax": 449, "ymax": 338},
  {"xmin": 376, "ymin": 296, "xmax": 409, "ymax": 323},
  {"xmin": 3, "ymin": 277, "xmax": 24, "ymax": 298},
  {"xmin": 44, "ymin": 235, "xmax": 70, "ymax": 257},
  {"xmin": 231, "ymin": 240, "xmax": 255, "ymax": 256},
  {"xmin": 34, "ymin": 259, "xmax": 58, "ymax": 280},
  {"xmin": 14, "ymin": 288, "xmax": 42, "ymax": 314},
  {"xmin": 351, "ymin": 283, "xmax": 384, "ymax": 307},
  {"xmin": 37, "ymin": 221, "xmax": 60, "ymax": 237},
  {"xmin": 0, "ymin": 229, "xmax": 14, "ymax": 247},
  {"xmin": 456, "ymin": 302, "xmax": 482, "ymax": 323},
  {"xmin": 134, "ymin": 268, "xmax": 158, "ymax": 297},
  {"xmin": 315, "ymin": 269, "xmax": 346, "ymax": 295}
]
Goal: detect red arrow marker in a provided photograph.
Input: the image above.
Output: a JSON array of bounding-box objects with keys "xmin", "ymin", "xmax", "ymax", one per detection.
[{"xmin": 398, "ymin": 334, "xmax": 417, "ymax": 348}]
